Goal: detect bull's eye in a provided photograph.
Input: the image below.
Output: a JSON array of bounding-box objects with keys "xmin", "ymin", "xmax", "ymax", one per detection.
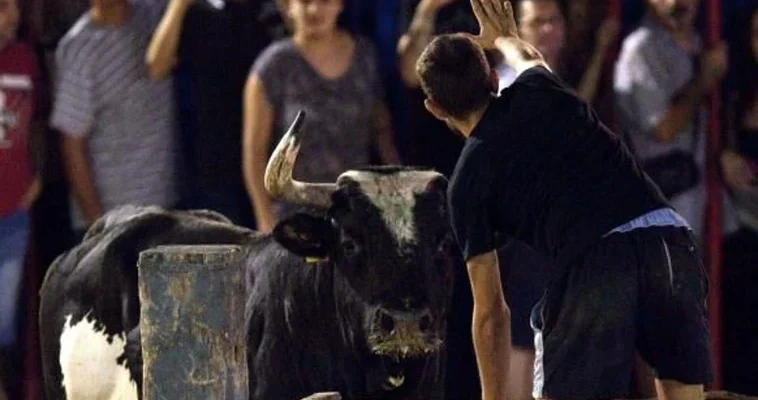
[
  {"xmin": 435, "ymin": 232, "xmax": 455, "ymax": 270},
  {"xmin": 341, "ymin": 239, "xmax": 360, "ymax": 259},
  {"xmin": 436, "ymin": 231, "xmax": 453, "ymax": 251}
]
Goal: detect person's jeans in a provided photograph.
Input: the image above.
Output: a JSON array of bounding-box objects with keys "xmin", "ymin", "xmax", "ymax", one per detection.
[{"xmin": 0, "ymin": 210, "xmax": 31, "ymax": 348}]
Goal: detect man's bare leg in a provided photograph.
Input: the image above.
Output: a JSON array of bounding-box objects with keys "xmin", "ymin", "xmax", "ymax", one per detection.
[
  {"xmin": 0, "ymin": 375, "xmax": 7, "ymax": 400},
  {"xmin": 655, "ymin": 379, "xmax": 705, "ymax": 400},
  {"xmin": 506, "ymin": 347, "xmax": 535, "ymax": 400},
  {"xmin": 634, "ymin": 353, "xmax": 656, "ymax": 397}
]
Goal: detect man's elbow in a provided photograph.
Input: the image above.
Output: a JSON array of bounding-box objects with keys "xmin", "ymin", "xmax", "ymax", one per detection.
[
  {"xmin": 145, "ymin": 56, "xmax": 171, "ymax": 81},
  {"xmin": 401, "ymin": 73, "xmax": 420, "ymax": 88},
  {"xmin": 473, "ymin": 302, "xmax": 511, "ymax": 331},
  {"xmin": 652, "ymin": 125, "xmax": 679, "ymax": 143},
  {"xmin": 398, "ymin": 61, "xmax": 421, "ymax": 88}
]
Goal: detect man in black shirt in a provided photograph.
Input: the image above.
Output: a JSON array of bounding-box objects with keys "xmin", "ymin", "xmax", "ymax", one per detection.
[
  {"xmin": 415, "ymin": 1, "xmax": 713, "ymax": 399},
  {"xmin": 146, "ymin": 0, "xmax": 284, "ymax": 228}
]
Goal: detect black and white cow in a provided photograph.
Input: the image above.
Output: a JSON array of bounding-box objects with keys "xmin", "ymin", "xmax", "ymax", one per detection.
[{"xmin": 39, "ymin": 111, "xmax": 457, "ymax": 400}]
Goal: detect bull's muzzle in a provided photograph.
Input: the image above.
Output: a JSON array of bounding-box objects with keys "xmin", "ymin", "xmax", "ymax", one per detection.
[{"xmin": 367, "ymin": 307, "xmax": 443, "ymax": 359}]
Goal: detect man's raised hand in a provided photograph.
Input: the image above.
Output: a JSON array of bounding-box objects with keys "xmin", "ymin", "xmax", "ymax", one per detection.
[{"xmin": 469, "ymin": 0, "xmax": 519, "ymax": 49}]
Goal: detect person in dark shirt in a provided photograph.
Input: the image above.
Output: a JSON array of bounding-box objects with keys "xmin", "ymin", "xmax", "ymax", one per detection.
[
  {"xmin": 415, "ymin": 1, "xmax": 713, "ymax": 399},
  {"xmin": 146, "ymin": 0, "xmax": 284, "ymax": 228}
]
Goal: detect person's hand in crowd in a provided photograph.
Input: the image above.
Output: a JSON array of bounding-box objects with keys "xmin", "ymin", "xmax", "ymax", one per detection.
[
  {"xmin": 469, "ymin": 0, "xmax": 519, "ymax": 50},
  {"xmin": 416, "ymin": 0, "xmax": 457, "ymax": 17},
  {"xmin": 698, "ymin": 41, "xmax": 729, "ymax": 93},
  {"xmin": 595, "ymin": 18, "xmax": 620, "ymax": 53},
  {"xmin": 18, "ymin": 176, "xmax": 41, "ymax": 211},
  {"xmin": 256, "ymin": 211, "xmax": 278, "ymax": 234},
  {"xmin": 721, "ymin": 149, "xmax": 755, "ymax": 191}
]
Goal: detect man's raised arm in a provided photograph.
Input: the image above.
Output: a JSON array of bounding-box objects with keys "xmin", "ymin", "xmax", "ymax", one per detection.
[
  {"xmin": 397, "ymin": 0, "xmax": 454, "ymax": 88},
  {"xmin": 494, "ymin": 36, "xmax": 549, "ymax": 75},
  {"xmin": 146, "ymin": 0, "xmax": 193, "ymax": 80},
  {"xmin": 468, "ymin": 0, "xmax": 549, "ymax": 75}
]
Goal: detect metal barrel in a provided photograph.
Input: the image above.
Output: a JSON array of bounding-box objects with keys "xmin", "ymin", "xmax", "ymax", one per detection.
[{"xmin": 138, "ymin": 245, "xmax": 248, "ymax": 400}]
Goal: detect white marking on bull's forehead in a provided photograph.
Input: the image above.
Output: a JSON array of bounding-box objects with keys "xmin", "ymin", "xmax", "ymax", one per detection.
[
  {"xmin": 59, "ymin": 312, "xmax": 138, "ymax": 400},
  {"xmin": 339, "ymin": 170, "xmax": 442, "ymax": 243}
]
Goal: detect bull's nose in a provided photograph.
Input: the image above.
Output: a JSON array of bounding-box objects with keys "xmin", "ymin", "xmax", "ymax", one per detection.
[
  {"xmin": 373, "ymin": 308, "xmax": 433, "ymax": 335},
  {"xmin": 376, "ymin": 308, "xmax": 395, "ymax": 333},
  {"xmin": 418, "ymin": 309, "xmax": 433, "ymax": 334}
]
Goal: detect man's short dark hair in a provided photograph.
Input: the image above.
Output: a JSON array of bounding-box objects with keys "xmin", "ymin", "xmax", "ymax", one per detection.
[{"xmin": 415, "ymin": 33, "xmax": 494, "ymax": 120}]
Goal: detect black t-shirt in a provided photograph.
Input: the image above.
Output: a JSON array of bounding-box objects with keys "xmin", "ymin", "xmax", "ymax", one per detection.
[
  {"xmin": 178, "ymin": 0, "xmax": 284, "ymax": 190},
  {"xmin": 448, "ymin": 66, "xmax": 668, "ymax": 267}
]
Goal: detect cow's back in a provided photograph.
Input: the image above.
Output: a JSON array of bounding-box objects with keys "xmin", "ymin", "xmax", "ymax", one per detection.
[{"xmin": 39, "ymin": 206, "xmax": 258, "ymax": 400}]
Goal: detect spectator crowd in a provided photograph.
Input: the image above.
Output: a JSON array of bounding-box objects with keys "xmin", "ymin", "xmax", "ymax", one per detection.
[{"xmin": 0, "ymin": 0, "xmax": 756, "ymax": 399}]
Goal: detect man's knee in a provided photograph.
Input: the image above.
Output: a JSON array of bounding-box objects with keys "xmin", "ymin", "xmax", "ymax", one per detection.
[
  {"xmin": 655, "ymin": 379, "xmax": 705, "ymax": 400},
  {"xmin": 507, "ymin": 347, "xmax": 534, "ymax": 400}
]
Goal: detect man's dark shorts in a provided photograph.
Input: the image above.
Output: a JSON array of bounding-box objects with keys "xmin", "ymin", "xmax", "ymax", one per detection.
[
  {"xmin": 531, "ymin": 226, "xmax": 713, "ymax": 400},
  {"xmin": 498, "ymin": 240, "xmax": 553, "ymax": 349}
]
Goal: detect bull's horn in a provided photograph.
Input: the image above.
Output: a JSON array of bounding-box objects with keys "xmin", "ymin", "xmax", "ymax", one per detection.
[{"xmin": 264, "ymin": 110, "xmax": 336, "ymax": 208}]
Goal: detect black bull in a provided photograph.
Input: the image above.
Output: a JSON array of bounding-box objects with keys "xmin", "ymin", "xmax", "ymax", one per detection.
[{"xmin": 39, "ymin": 112, "xmax": 458, "ymax": 400}]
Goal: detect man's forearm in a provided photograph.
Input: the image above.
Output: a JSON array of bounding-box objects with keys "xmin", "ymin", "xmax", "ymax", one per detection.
[
  {"xmin": 374, "ymin": 103, "xmax": 401, "ymax": 164},
  {"xmin": 494, "ymin": 36, "xmax": 549, "ymax": 75},
  {"xmin": 397, "ymin": 5, "xmax": 438, "ymax": 88},
  {"xmin": 245, "ymin": 152, "xmax": 277, "ymax": 231},
  {"xmin": 146, "ymin": 0, "xmax": 190, "ymax": 80},
  {"xmin": 60, "ymin": 135, "xmax": 103, "ymax": 225},
  {"xmin": 473, "ymin": 305, "xmax": 511, "ymax": 400},
  {"xmin": 576, "ymin": 44, "xmax": 608, "ymax": 103},
  {"xmin": 19, "ymin": 175, "xmax": 41, "ymax": 211},
  {"xmin": 653, "ymin": 76, "xmax": 709, "ymax": 143},
  {"xmin": 466, "ymin": 250, "xmax": 510, "ymax": 400}
]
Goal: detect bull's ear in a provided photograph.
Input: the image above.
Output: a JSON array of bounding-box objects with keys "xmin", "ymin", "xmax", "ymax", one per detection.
[{"xmin": 272, "ymin": 213, "xmax": 336, "ymax": 262}]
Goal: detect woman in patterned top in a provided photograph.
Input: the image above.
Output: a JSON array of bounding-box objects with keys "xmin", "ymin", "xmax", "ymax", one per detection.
[{"xmin": 243, "ymin": 0, "xmax": 402, "ymax": 232}]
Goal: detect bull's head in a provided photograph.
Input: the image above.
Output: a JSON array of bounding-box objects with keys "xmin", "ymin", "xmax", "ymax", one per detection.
[{"xmin": 265, "ymin": 111, "xmax": 456, "ymax": 391}]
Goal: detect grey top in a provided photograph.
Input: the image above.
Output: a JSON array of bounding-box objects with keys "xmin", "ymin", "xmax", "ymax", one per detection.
[
  {"xmin": 50, "ymin": 0, "xmax": 178, "ymax": 229},
  {"xmin": 613, "ymin": 14, "xmax": 707, "ymax": 235},
  {"xmin": 614, "ymin": 14, "xmax": 706, "ymax": 164},
  {"xmin": 251, "ymin": 37, "xmax": 384, "ymax": 184}
]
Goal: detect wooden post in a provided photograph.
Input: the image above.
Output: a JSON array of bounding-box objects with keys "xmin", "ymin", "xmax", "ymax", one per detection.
[{"xmin": 138, "ymin": 245, "xmax": 248, "ymax": 400}]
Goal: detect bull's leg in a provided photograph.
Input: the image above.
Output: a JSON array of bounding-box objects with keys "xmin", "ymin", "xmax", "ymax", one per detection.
[
  {"xmin": 58, "ymin": 313, "xmax": 138, "ymax": 400},
  {"xmin": 122, "ymin": 327, "xmax": 143, "ymax": 398},
  {"xmin": 39, "ymin": 264, "xmax": 70, "ymax": 400}
]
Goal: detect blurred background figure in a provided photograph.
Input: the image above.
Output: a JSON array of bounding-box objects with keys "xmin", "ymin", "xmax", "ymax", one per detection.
[
  {"xmin": 721, "ymin": 5, "xmax": 758, "ymax": 396},
  {"xmin": 147, "ymin": 0, "xmax": 284, "ymax": 229},
  {"xmin": 397, "ymin": 0, "xmax": 466, "ymax": 179},
  {"xmin": 0, "ymin": 0, "xmax": 41, "ymax": 398},
  {"xmin": 493, "ymin": 0, "xmax": 619, "ymax": 106},
  {"xmin": 50, "ymin": 0, "xmax": 180, "ymax": 239},
  {"xmin": 614, "ymin": 0, "xmax": 728, "ymax": 239},
  {"xmin": 243, "ymin": 0, "xmax": 401, "ymax": 233}
]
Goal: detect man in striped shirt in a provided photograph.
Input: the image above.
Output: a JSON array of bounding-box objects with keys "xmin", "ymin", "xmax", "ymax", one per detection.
[{"xmin": 50, "ymin": 0, "xmax": 179, "ymax": 236}]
